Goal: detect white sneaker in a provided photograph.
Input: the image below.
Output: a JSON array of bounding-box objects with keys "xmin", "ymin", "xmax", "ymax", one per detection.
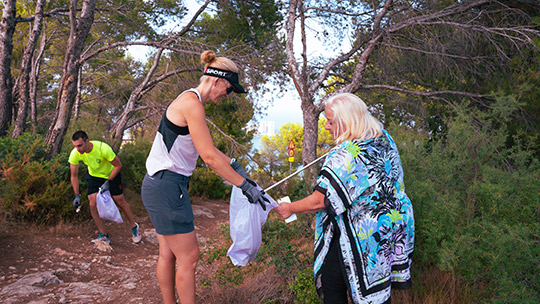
[{"xmin": 131, "ymin": 222, "xmax": 142, "ymax": 244}]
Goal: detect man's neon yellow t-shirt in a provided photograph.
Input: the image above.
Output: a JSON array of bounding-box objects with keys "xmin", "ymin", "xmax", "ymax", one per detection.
[{"xmin": 68, "ymin": 141, "xmax": 116, "ymax": 179}]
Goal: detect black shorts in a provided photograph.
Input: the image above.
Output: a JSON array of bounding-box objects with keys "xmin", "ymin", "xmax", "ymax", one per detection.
[
  {"xmin": 141, "ymin": 170, "xmax": 194, "ymax": 235},
  {"xmin": 86, "ymin": 173, "xmax": 123, "ymax": 196}
]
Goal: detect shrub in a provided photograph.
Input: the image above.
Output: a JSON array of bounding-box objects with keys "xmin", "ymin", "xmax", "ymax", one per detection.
[
  {"xmin": 0, "ymin": 134, "xmax": 75, "ymax": 224},
  {"xmin": 288, "ymin": 268, "xmax": 320, "ymax": 304},
  {"xmin": 453, "ymin": 221, "xmax": 540, "ymax": 304},
  {"xmin": 388, "ymin": 97, "xmax": 540, "ymax": 303},
  {"xmin": 117, "ymin": 139, "xmax": 152, "ymax": 193},
  {"xmin": 189, "ymin": 166, "xmax": 231, "ymax": 200}
]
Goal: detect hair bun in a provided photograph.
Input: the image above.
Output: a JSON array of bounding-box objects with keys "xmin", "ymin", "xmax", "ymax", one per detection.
[{"xmin": 201, "ymin": 50, "xmax": 217, "ymax": 65}]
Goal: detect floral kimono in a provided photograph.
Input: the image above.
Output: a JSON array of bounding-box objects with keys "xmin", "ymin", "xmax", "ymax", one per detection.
[{"xmin": 313, "ymin": 129, "xmax": 415, "ymax": 304}]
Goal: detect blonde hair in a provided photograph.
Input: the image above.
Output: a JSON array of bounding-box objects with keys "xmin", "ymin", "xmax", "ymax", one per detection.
[
  {"xmin": 325, "ymin": 93, "xmax": 382, "ymax": 144},
  {"xmin": 200, "ymin": 50, "xmax": 239, "ymax": 83}
]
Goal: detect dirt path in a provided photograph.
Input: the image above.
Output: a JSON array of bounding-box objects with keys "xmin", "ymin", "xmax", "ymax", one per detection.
[{"xmin": 0, "ymin": 197, "xmax": 230, "ymax": 304}]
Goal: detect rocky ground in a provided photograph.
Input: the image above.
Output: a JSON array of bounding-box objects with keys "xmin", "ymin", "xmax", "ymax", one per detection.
[{"xmin": 0, "ymin": 196, "xmax": 230, "ymax": 304}]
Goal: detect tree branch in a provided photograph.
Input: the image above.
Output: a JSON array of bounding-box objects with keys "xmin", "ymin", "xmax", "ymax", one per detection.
[
  {"xmin": 15, "ymin": 8, "xmax": 70, "ymax": 23},
  {"xmin": 387, "ymin": 0, "xmax": 492, "ymax": 34},
  {"xmin": 125, "ymin": 108, "xmax": 164, "ymax": 130},
  {"xmin": 419, "ymin": 21, "xmax": 539, "ymax": 45},
  {"xmin": 205, "ymin": 116, "xmax": 267, "ymax": 171},
  {"xmin": 302, "ymin": 6, "xmax": 372, "ymax": 18},
  {"xmin": 79, "ymin": 0, "xmax": 211, "ymax": 63},
  {"xmin": 140, "ymin": 68, "xmax": 200, "ymax": 96},
  {"xmin": 167, "ymin": 0, "xmax": 211, "ymax": 41},
  {"xmin": 336, "ymin": 0, "xmax": 393, "ymax": 96},
  {"xmin": 381, "ymin": 42, "xmax": 492, "ymax": 60},
  {"xmin": 359, "ymin": 84, "xmax": 491, "ymax": 98},
  {"xmin": 286, "ymin": 0, "xmax": 304, "ymax": 97}
]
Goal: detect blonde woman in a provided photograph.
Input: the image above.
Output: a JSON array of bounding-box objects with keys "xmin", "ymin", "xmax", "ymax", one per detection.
[
  {"xmin": 274, "ymin": 93, "xmax": 415, "ymax": 304},
  {"xmin": 142, "ymin": 50, "xmax": 267, "ymax": 304}
]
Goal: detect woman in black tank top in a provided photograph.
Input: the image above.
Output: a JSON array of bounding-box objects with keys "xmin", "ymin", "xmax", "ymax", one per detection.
[{"xmin": 142, "ymin": 50, "xmax": 269, "ymax": 304}]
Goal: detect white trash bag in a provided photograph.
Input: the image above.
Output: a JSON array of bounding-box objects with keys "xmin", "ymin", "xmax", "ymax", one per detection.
[
  {"xmin": 227, "ymin": 186, "xmax": 277, "ymax": 266},
  {"xmin": 96, "ymin": 190, "xmax": 123, "ymax": 223}
]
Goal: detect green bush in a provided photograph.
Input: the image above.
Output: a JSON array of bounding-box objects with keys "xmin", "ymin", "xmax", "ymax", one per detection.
[
  {"xmin": 288, "ymin": 268, "xmax": 320, "ymax": 304},
  {"xmin": 118, "ymin": 139, "xmax": 152, "ymax": 193},
  {"xmin": 189, "ymin": 166, "xmax": 231, "ymax": 200},
  {"xmin": 0, "ymin": 133, "xmax": 49, "ymax": 161},
  {"xmin": 454, "ymin": 221, "xmax": 540, "ymax": 304},
  {"xmin": 258, "ymin": 215, "xmax": 313, "ymax": 274},
  {"xmin": 0, "ymin": 134, "xmax": 75, "ymax": 224},
  {"xmin": 388, "ymin": 96, "xmax": 540, "ymax": 303}
]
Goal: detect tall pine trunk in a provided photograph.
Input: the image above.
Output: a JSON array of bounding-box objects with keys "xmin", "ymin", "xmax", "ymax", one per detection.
[
  {"xmin": 0, "ymin": 0, "xmax": 16, "ymax": 137},
  {"xmin": 29, "ymin": 29, "xmax": 49, "ymax": 133},
  {"xmin": 45, "ymin": 0, "xmax": 96, "ymax": 156},
  {"xmin": 12, "ymin": 0, "xmax": 46, "ymax": 138},
  {"xmin": 300, "ymin": 98, "xmax": 320, "ymax": 185}
]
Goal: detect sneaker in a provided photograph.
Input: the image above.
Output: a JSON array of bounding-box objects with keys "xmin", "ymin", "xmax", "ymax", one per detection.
[
  {"xmin": 91, "ymin": 232, "xmax": 110, "ymax": 244},
  {"xmin": 131, "ymin": 222, "xmax": 142, "ymax": 244}
]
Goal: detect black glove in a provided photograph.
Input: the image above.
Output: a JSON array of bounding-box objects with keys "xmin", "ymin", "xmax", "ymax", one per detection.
[
  {"xmin": 73, "ymin": 194, "xmax": 81, "ymax": 212},
  {"xmin": 99, "ymin": 180, "xmax": 110, "ymax": 194},
  {"xmin": 239, "ymin": 178, "xmax": 270, "ymax": 211},
  {"xmin": 231, "ymin": 159, "xmax": 247, "ymax": 179}
]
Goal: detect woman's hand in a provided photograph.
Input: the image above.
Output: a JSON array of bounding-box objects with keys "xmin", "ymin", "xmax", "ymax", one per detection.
[
  {"xmin": 273, "ymin": 191, "xmax": 326, "ymax": 220},
  {"xmin": 273, "ymin": 202, "xmax": 293, "ymax": 220}
]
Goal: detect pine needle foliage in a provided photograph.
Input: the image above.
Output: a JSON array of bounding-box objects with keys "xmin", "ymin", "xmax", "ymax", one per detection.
[
  {"xmin": 0, "ymin": 133, "xmax": 73, "ymax": 224},
  {"xmin": 390, "ymin": 95, "xmax": 540, "ymax": 303}
]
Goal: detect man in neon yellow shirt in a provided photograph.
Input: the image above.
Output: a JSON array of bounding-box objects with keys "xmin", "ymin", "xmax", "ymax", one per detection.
[{"xmin": 69, "ymin": 130, "xmax": 142, "ymax": 244}]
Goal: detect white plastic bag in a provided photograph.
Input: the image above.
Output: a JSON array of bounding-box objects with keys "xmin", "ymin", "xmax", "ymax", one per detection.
[
  {"xmin": 227, "ymin": 186, "xmax": 277, "ymax": 266},
  {"xmin": 96, "ymin": 190, "xmax": 123, "ymax": 223}
]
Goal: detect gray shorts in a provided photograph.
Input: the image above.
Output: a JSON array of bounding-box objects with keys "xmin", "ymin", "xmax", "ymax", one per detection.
[{"xmin": 141, "ymin": 170, "xmax": 194, "ymax": 235}]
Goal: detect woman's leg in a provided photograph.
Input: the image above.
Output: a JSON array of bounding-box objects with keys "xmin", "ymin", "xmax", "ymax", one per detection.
[
  {"xmin": 162, "ymin": 231, "xmax": 200, "ymax": 304},
  {"xmin": 156, "ymin": 234, "xmax": 177, "ymax": 304}
]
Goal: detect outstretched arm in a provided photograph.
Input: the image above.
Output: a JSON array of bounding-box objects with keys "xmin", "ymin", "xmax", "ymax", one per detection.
[
  {"xmin": 274, "ymin": 190, "xmax": 325, "ymax": 219},
  {"xmin": 70, "ymin": 164, "xmax": 80, "ymax": 195}
]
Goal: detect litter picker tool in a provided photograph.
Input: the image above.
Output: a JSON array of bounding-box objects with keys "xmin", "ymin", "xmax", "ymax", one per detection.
[{"xmin": 264, "ymin": 152, "xmax": 329, "ymax": 193}]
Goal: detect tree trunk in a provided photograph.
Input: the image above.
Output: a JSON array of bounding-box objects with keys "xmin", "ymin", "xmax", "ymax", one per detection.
[
  {"xmin": 0, "ymin": 0, "xmax": 16, "ymax": 137},
  {"xmin": 45, "ymin": 0, "xmax": 96, "ymax": 156},
  {"xmin": 284, "ymin": 0, "xmax": 393, "ymax": 184},
  {"xmin": 285, "ymin": 0, "xmax": 321, "ymax": 183},
  {"xmin": 301, "ymin": 99, "xmax": 321, "ymax": 185},
  {"xmin": 12, "ymin": 0, "xmax": 46, "ymax": 138},
  {"xmin": 73, "ymin": 67, "xmax": 82, "ymax": 120},
  {"xmin": 110, "ymin": 94, "xmax": 137, "ymax": 151},
  {"xmin": 29, "ymin": 29, "xmax": 49, "ymax": 133},
  {"xmin": 110, "ymin": 48, "xmax": 164, "ymax": 150},
  {"xmin": 107, "ymin": 2, "xmax": 211, "ymax": 151}
]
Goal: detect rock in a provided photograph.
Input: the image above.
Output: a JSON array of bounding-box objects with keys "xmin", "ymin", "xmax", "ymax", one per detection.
[
  {"xmin": 54, "ymin": 248, "xmax": 69, "ymax": 256},
  {"xmin": 58, "ymin": 281, "xmax": 115, "ymax": 301},
  {"xmin": 196, "ymin": 234, "xmax": 208, "ymax": 244},
  {"xmin": 80, "ymin": 263, "xmax": 91, "ymax": 270},
  {"xmin": 122, "ymin": 279, "xmax": 137, "ymax": 290},
  {"xmin": 97, "ymin": 256, "xmax": 112, "ymax": 263},
  {"xmin": 143, "ymin": 229, "xmax": 158, "ymax": 245},
  {"xmin": 94, "ymin": 241, "xmax": 113, "ymax": 252},
  {"xmin": 0, "ymin": 271, "xmax": 63, "ymax": 298},
  {"xmin": 192, "ymin": 205, "xmax": 215, "ymax": 218},
  {"xmin": 27, "ymin": 299, "xmax": 49, "ymax": 304}
]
